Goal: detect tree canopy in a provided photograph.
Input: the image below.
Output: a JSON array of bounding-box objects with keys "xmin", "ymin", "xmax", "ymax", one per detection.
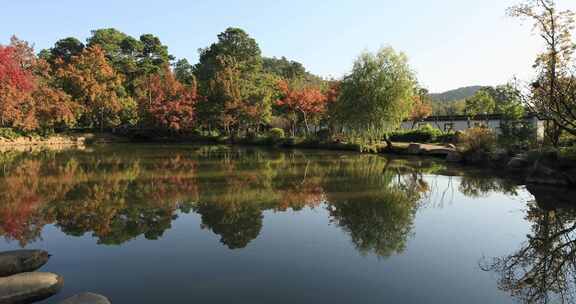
[
  {"xmin": 509, "ymin": 0, "xmax": 576, "ymax": 145},
  {"xmin": 333, "ymin": 47, "xmax": 416, "ymax": 143},
  {"xmin": 2, "ymin": 27, "xmax": 428, "ymax": 143}
]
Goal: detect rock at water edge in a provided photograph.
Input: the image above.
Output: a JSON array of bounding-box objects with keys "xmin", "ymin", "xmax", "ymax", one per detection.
[
  {"xmin": 59, "ymin": 292, "xmax": 111, "ymax": 304},
  {"xmin": 0, "ymin": 272, "xmax": 63, "ymax": 304},
  {"xmin": 0, "ymin": 250, "xmax": 50, "ymax": 277}
]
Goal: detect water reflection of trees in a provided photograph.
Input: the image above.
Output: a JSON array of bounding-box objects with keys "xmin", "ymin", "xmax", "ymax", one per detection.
[
  {"xmin": 0, "ymin": 147, "xmax": 525, "ymax": 257},
  {"xmin": 0, "ymin": 150, "xmax": 199, "ymax": 246},
  {"xmin": 323, "ymin": 156, "xmax": 426, "ymax": 257},
  {"xmin": 458, "ymin": 174, "xmax": 519, "ymax": 198},
  {"xmin": 482, "ymin": 186, "xmax": 576, "ymax": 304},
  {"xmin": 196, "ymin": 202, "xmax": 263, "ymax": 249}
]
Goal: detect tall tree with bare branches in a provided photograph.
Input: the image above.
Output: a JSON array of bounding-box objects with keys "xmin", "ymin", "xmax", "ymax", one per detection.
[{"xmin": 508, "ymin": 0, "xmax": 576, "ymax": 146}]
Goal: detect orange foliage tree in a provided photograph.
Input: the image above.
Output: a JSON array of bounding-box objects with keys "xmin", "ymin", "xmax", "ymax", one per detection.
[
  {"xmin": 0, "ymin": 37, "xmax": 75, "ymax": 132},
  {"xmin": 276, "ymin": 80, "xmax": 328, "ymax": 136},
  {"xmin": 143, "ymin": 66, "xmax": 198, "ymax": 131},
  {"xmin": 32, "ymin": 59, "xmax": 77, "ymax": 130},
  {"xmin": 409, "ymin": 95, "xmax": 432, "ymax": 128},
  {"xmin": 57, "ymin": 45, "xmax": 123, "ymax": 131}
]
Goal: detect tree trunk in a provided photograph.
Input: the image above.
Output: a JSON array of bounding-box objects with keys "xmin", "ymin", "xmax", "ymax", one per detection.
[
  {"xmin": 100, "ymin": 107, "xmax": 104, "ymax": 133},
  {"xmin": 545, "ymin": 121, "xmax": 562, "ymax": 147},
  {"xmin": 302, "ymin": 110, "xmax": 310, "ymax": 136},
  {"xmin": 385, "ymin": 135, "xmax": 393, "ymax": 152}
]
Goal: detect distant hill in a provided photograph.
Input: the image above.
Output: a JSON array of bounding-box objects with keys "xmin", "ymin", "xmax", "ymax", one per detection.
[{"xmin": 429, "ymin": 86, "xmax": 486, "ymax": 102}]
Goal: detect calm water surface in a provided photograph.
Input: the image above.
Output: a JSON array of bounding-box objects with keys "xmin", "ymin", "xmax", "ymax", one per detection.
[{"xmin": 0, "ymin": 145, "xmax": 575, "ymax": 303}]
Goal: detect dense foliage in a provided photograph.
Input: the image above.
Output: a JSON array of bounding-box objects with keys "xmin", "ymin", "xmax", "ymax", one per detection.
[
  {"xmin": 1, "ymin": 29, "xmax": 425, "ymax": 144},
  {"xmin": 3, "ymin": 1, "xmax": 573, "ymax": 151},
  {"xmin": 0, "ymin": 29, "xmax": 335, "ymax": 137},
  {"xmin": 389, "ymin": 124, "xmax": 451, "ymax": 143},
  {"xmin": 333, "ymin": 47, "xmax": 416, "ymax": 144},
  {"xmin": 429, "ymin": 86, "xmax": 485, "ymax": 103}
]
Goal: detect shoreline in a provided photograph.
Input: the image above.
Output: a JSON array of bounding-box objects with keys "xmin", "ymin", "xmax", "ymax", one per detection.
[
  {"xmin": 0, "ymin": 135, "xmax": 86, "ymax": 152},
  {"xmin": 1, "ymin": 133, "xmax": 574, "ymax": 188}
]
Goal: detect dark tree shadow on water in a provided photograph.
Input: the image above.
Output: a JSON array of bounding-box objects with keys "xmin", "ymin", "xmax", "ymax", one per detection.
[
  {"xmin": 195, "ymin": 202, "xmax": 263, "ymax": 250},
  {"xmin": 481, "ymin": 186, "xmax": 576, "ymax": 304}
]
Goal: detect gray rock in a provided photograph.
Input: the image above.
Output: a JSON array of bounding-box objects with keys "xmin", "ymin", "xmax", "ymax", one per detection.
[
  {"xmin": 0, "ymin": 250, "xmax": 50, "ymax": 277},
  {"xmin": 507, "ymin": 154, "xmax": 531, "ymax": 169},
  {"xmin": 59, "ymin": 292, "xmax": 111, "ymax": 304},
  {"xmin": 0, "ymin": 272, "xmax": 63, "ymax": 304}
]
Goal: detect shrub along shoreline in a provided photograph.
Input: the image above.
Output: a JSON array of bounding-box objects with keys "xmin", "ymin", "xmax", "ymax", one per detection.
[
  {"xmin": 1, "ymin": 126, "xmax": 575, "ymax": 189},
  {"xmin": 107, "ymin": 129, "xmax": 576, "ymax": 189}
]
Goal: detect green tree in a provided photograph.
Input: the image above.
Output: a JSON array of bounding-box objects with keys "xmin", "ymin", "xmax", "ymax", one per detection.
[
  {"xmin": 87, "ymin": 28, "xmax": 132, "ymax": 63},
  {"xmin": 87, "ymin": 29, "xmax": 172, "ymax": 97},
  {"xmin": 195, "ymin": 27, "xmax": 262, "ymax": 80},
  {"xmin": 173, "ymin": 58, "xmax": 196, "ymax": 85},
  {"xmin": 484, "ymin": 85, "xmax": 531, "ymax": 148},
  {"xmin": 431, "ymin": 99, "xmax": 466, "ymax": 116},
  {"xmin": 41, "ymin": 37, "xmax": 85, "ymax": 66},
  {"xmin": 263, "ymin": 56, "xmax": 306, "ymax": 80},
  {"xmin": 194, "ymin": 28, "xmax": 273, "ymax": 134},
  {"xmin": 334, "ymin": 47, "xmax": 416, "ymax": 146},
  {"xmin": 485, "ymin": 84, "xmax": 525, "ymax": 120},
  {"xmin": 137, "ymin": 33, "xmax": 172, "ymax": 75},
  {"xmin": 465, "ymin": 90, "xmax": 496, "ymax": 119},
  {"xmin": 262, "ymin": 56, "xmax": 324, "ymax": 87}
]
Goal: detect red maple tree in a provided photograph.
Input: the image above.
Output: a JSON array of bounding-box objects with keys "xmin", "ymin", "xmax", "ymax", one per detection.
[
  {"xmin": 0, "ymin": 45, "xmax": 36, "ymax": 128},
  {"xmin": 145, "ymin": 66, "xmax": 199, "ymax": 131},
  {"xmin": 276, "ymin": 80, "xmax": 329, "ymax": 135}
]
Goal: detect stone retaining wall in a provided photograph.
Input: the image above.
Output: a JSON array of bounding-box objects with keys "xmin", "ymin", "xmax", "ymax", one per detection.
[{"xmin": 0, "ymin": 135, "xmax": 85, "ymax": 152}]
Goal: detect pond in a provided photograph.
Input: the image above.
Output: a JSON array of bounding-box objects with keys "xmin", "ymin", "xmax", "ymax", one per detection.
[{"xmin": 0, "ymin": 145, "xmax": 575, "ymax": 304}]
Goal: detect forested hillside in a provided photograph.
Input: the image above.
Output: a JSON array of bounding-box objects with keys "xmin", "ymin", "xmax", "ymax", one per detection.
[{"xmin": 429, "ymin": 86, "xmax": 485, "ymax": 102}]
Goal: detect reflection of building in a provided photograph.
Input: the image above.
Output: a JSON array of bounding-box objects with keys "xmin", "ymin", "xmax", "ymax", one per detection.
[{"xmin": 401, "ymin": 114, "xmax": 545, "ymax": 140}]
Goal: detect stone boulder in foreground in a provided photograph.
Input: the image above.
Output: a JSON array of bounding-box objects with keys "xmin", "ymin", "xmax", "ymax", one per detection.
[
  {"xmin": 0, "ymin": 250, "xmax": 50, "ymax": 278},
  {"xmin": 0, "ymin": 272, "xmax": 63, "ymax": 303},
  {"xmin": 59, "ymin": 292, "xmax": 111, "ymax": 304}
]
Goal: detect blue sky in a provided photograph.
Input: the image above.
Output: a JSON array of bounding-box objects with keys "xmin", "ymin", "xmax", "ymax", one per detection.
[{"xmin": 2, "ymin": 0, "xmax": 574, "ymax": 92}]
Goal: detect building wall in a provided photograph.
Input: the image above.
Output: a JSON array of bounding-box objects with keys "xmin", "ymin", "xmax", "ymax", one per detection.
[
  {"xmin": 534, "ymin": 117, "xmax": 546, "ymax": 142},
  {"xmin": 401, "ymin": 117, "xmax": 544, "ymax": 141},
  {"xmin": 401, "ymin": 118, "xmax": 503, "ymax": 134}
]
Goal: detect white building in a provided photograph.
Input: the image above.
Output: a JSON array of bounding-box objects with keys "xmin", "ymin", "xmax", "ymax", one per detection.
[{"xmin": 400, "ymin": 114, "xmax": 545, "ymax": 141}]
